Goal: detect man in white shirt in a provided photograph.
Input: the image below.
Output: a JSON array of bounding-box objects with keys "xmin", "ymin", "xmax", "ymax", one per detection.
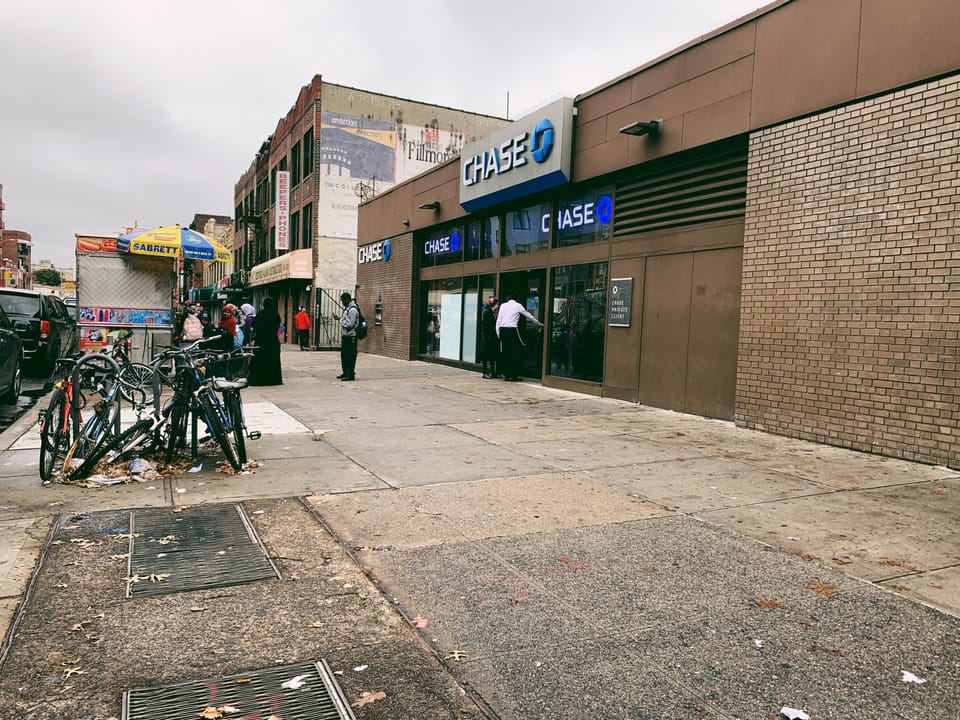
[{"xmin": 495, "ymin": 294, "xmax": 542, "ymax": 381}]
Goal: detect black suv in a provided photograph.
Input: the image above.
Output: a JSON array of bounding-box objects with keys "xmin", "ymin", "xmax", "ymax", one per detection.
[{"xmin": 0, "ymin": 289, "xmax": 77, "ymax": 374}]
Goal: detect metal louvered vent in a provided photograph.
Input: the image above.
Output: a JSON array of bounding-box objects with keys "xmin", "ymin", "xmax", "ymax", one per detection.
[
  {"xmin": 126, "ymin": 504, "xmax": 280, "ymax": 598},
  {"xmin": 123, "ymin": 659, "xmax": 356, "ymax": 720},
  {"xmin": 613, "ymin": 139, "xmax": 747, "ymax": 237}
]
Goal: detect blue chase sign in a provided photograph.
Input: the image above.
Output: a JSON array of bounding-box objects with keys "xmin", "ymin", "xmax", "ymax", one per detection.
[{"xmin": 459, "ymin": 98, "xmax": 574, "ymax": 212}]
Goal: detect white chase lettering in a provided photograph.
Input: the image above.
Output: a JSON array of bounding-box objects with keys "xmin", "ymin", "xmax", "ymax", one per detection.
[
  {"xmin": 358, "ymin": 242, "xmax": 383, "ymax": 264},
  {"xmin": 462, "ymin": 132, "xmax": 529, "ymax": 187},
  {"xmin": 542, "ymin": 201, "xmax": 596, "ymax": 233},
  {"xmin": 424, "ymin": 236, "xmax": 452, "ymax": 255}
]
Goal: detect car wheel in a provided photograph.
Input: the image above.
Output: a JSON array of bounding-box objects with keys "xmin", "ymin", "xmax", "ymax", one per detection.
[{"xmin": 0, "ymin": 357, "xmax": 21, "ymax": 404}]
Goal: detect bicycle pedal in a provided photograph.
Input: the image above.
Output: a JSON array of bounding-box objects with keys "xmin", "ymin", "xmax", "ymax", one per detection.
[{"xmin": 247, "ymin": 431, "xmax": 261, "ymax": 440}]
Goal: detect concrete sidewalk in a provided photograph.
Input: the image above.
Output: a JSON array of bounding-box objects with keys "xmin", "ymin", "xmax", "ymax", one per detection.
[{"xmin": 0, "ymin": 348, "xmax": 958, "ymax": 719}]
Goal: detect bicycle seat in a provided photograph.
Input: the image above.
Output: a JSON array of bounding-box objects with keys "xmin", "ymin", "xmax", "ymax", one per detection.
[{"xmin": 212, "ymin": 377, "xmax": 248, "ymax": 391}]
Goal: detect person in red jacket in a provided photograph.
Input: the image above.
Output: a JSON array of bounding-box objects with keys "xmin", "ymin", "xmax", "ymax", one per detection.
[{"xmin": 294, "ymin": 306, "xmax": 311, "ymax": 350}]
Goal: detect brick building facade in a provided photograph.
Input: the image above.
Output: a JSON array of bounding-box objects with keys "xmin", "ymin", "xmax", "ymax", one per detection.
[
  {"xmin": 738, "ymin": 75, "xmax": 960, "ymax": 467},
  {"xmin": 357, "ymin": 0, "xmax": 960, "ymax": 469}
]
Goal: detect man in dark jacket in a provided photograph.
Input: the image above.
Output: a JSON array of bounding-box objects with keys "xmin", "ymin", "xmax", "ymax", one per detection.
[
  {"xmin": 332, "ymin": 292, "xmax": 359, "ymax": 381},
  {"xmin": 479, "ymin": 297, "xmax": 501, "ymax": 378}
]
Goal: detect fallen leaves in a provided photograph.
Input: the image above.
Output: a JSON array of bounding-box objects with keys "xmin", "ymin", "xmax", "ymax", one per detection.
[
  {"xmin": 352, "ymin": 690, "xmax": 387, "ymax": 708},
  {"xmin": 807, "ymin": 644, "xmax": 843, "ymax": 656},
  {"xmin": 807, "ymin": 579, "xmax": 840, "ymax": 598},
  {"xmin": 755, "ymin": 600, "xmax": 785, "ymax": 609}
]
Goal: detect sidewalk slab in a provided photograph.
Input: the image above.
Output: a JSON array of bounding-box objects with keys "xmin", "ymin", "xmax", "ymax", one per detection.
[
  {"xmin": 308, "ymin": 472, "xmax": 669, "ymax": 550},
  {"xmin": 699, "ymin": 478, "xmax": 960, "ymax": 584}
]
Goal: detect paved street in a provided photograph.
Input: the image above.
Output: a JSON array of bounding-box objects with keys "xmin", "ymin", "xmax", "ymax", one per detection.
[{"xmin": 0, "ymin": 348, "xmax": 958, "ymax": 719}]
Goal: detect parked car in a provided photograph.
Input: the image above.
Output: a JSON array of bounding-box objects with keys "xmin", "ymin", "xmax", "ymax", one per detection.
[
  {"xmin": 0, "ymin": 290, "xmax": 77, "ymax": 374},
  {"xmin": 64, "ymin": 296, "xmax": 77, "ymax": 321},
  {"xmin": 0, "ymin": 304, "xmax": 22, "ymax": 403}
]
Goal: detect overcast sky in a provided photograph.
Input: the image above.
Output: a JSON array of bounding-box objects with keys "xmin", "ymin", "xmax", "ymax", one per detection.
[{"xmin": 1, "ymin": 0, "xmax": 769, "ymax": 268}]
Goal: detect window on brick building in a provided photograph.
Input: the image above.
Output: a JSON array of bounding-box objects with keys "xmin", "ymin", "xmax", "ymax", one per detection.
[
  {"xmin": 302, "ymin": 203, "xmax": 313, "ymax": 248},
  {"xmin": 291, "ymin": 210, "xmax": 300, "ymax": 250},
  {"xmin": 302, "ymin": 128, "xmax": 314, "ymax": 180},
  {"xmin": 270, "ymin": 166, "xmax": 277, "ymax": 205},
  {"xmin": 291, "ymin": 143, "xmax": 301, "ymax": 187}
]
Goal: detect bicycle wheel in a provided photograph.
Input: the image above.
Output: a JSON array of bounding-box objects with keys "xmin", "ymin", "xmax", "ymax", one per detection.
[
  {"xmin": 118, "ymin": 363, "xmax": 153, "ymax": 403},
  {"xmin": 39, "ymin": 388, "xmax": 68, "ymax": 482},
  {"xmin": 164, "ymin": 395, "xmax": 190, "ymax": 465},
  {"xmin": 199, "ymin": 391, "xmax": 242, "ymax": 471},
  {"xmin": 74, "ymin": 418, "xmax": 157, "ymax": 477},
  {"xmin": 65, "ymin": 400, "xmax": 122, "ymax": 480},
  {"xmin": 223, "ymin": 391, "xmax": 247, "ymax": 465}
]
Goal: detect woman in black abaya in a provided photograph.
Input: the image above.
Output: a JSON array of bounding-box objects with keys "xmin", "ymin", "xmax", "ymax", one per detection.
[{"xmin": 248, "ymin": 296, "xmax": 283, "ymax": 386}]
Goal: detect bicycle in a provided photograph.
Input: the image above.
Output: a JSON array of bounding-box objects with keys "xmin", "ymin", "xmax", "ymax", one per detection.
[
  {"xmin": 85, "ymin": 342, "xmax": 251, "ymax": 473},
  {"xmin": 38, "ymin": 353, "xmax": 121, "ymax": 484},
  {"xmin": 103, "ymin": 328, "xmax": 154, "ymax": 403}
]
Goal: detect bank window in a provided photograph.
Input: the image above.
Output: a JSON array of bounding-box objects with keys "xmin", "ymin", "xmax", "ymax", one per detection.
[
  {"xmin": 465, "ymin": 221, "xmax": 481, "ymax": 262},
  {"xmin": 504, "ymin": 201, "xmax": 551, "ymax": 256},
  {"xmin": 421, "ymin": 277, "xmax": 463, "ymax": 359},
  {"xmin": 554, "ymin": 186, "xmax": 613, "ymax": 248},
  {"xmin": 302, "ymin": 203, "xmax": 313, "ymax": 248},
  {"xmin": 482, "ymin": 216, "xmax": 500, "ymax": 259},
  {"xmin": 420, "ymin": 225, "xmax": 463, "ymax": 268},
  {"xmin": 548, "ymin": 262, "xmax": 608, "ymax": 383},
  {"xmin": 302, "ymin": 128, "xmax": 314, "ymax": 180},
  {"xmin": 291, "ymin": 142, "xmax": 302, "ymax": 186}
]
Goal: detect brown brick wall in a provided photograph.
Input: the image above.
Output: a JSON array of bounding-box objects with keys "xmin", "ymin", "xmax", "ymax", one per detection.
[
  {"xmin": 737, "ymin": 75, "xmax": 960, "ymax": 468},
  {"xmin": 356, "ymin": 232, "xmax": 416, "ymax": 360}
]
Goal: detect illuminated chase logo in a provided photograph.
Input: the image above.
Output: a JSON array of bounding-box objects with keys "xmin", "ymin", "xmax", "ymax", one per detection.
[
  {"xmin": 460, "ymin": 97, "xmax": 574, "ymax": 212},
  {"xmin": 424, "ymin": 230, "xmax": 460, "ymax": 256},
  {"xmin": 542, "ymin": 194, "xmax": 613, "ymax": 232}
]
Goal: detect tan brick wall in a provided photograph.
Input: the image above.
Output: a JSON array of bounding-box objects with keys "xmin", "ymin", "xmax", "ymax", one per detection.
[
  {"xmin": 738, "ymin": 74, "xmax": 960, "ymax": 469},
  {"xmin": 356, "ymin": 232, "xmax": 416, "ymax": 360}
]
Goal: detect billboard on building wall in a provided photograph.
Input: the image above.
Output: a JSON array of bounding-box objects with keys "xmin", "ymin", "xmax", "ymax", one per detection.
[
  {"xmin": 317, "ymin": 113, "xmax": 468, "ymax": 240},
  {"xmin": 396, "ymin": 124, "xmax": 463, "ymax": 180},
  {"xmin": 276, "ymin": 171, "xmax": 290, "ymax": 250}
]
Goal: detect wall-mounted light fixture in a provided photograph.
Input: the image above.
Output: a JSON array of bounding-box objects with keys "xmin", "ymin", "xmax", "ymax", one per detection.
[
  {"xmin": 618, "ymin": 118, "xmax": 663, "ymax": 137},
  {"xmin": 417, "ymin": 201, "xmax": 441, "ymax": 211},
  {"xmin": 402, "ymin": 219, "xmax": 410, "ymax": 227}
]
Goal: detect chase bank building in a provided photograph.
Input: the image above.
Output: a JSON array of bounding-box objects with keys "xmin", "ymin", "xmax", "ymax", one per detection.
[{"xmin": 356, "ymin": 0, "xmax": 960, "ymax": 470}]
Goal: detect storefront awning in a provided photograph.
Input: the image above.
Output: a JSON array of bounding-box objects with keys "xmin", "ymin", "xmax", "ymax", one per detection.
[{"xmin": 248, "ymin": 249, "xmax": 313, "ymax": 287}]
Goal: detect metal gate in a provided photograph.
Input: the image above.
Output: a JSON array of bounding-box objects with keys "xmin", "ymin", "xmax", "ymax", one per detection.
[{"xmin": 313, "ymin": 287, "xmax": 349, "ymax": 350}]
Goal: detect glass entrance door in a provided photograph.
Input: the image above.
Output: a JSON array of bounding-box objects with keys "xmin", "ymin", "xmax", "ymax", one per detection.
[{"xmin": 499, "ymin": 269, "xmax": 545, "ymax": 379}]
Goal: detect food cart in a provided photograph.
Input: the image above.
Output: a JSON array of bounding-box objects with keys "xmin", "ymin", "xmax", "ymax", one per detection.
[{"xmin": 74, "ymin": 234, "xmax": 175, "ymax": 362}]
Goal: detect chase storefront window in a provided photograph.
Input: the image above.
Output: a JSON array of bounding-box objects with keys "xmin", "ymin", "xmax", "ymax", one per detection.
[
  {"xmin": 421, "ymin": 225, "xmax": 464, "ymax": 267},
  {"xmin": 554, "ymin": 187, "xmax": 613, "ymax": 248},
  {"xmin": 504, "ymin": 201, "xmax": 551, "ymax": 256},
  {"xmin": 549, "ymin": 262, "xmax": 608, "ymax": 383}
]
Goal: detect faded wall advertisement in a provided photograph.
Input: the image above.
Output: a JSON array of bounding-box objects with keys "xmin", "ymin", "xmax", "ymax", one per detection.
[{"xmin": 318, "ymin": 112, "xmax": 467, "ymax": 239}]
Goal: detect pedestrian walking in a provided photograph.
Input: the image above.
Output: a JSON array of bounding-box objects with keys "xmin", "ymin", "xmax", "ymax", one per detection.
[
  {"xmin": 332, "ymin": 292, "xmax": 360, "ymax": 381},
  {"xmin": 479, "ymin": 296, "xmax": 501, "ymax": 378},
  {"xmin": 248, "ymin": 296, "xmax": 283, "ymax": 386},
  {"xmin": 295, "ymin": 306, "xmax": 311, "ymax": 350},
  {"xmin": 240, "ymin": 302, "xmax": 256, "ymax": 346},
  {"xmin": 495, "ymin": 295, "xmax": 542, "ymax": 381}
]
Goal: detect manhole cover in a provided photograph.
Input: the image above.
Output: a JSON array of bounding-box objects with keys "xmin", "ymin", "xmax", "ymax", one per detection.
[
  {"xmin": 127, "ymin": 504, "xmax": 280, "ymax": 598},
  {"xmin": 123, "ymin": 659, "xmax": 356, "ymax": 720}
]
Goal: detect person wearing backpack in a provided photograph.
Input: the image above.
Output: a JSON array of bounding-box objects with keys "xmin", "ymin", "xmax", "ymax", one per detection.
[
  {"xmin": 332, "ymin": 292, "xmax": 361, "ymax": 381},
  {"xmin": 179, "ymin": 304, "xmax": 204, "ymax": 347}
]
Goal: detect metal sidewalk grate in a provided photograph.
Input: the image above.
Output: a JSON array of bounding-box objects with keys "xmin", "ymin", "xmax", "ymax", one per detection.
[
  {"xmin": 123, "ymin": 659, "xmax": 356, "ymax": 720},
  {"xmin": 127, "ymin": 504, "xmax": 281, "ymax": 598}
]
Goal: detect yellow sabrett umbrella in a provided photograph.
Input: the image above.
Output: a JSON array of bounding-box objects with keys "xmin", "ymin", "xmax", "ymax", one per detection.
[{"xmin": 116, "ymin": 225, "xmax": 232, "ymax": 262}]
